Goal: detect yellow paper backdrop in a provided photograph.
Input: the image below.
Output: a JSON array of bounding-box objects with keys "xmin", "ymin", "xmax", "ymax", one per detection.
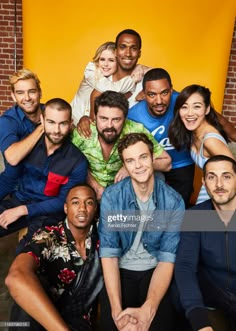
[{"xmin": 23, "ymin": 0, "xmax": 236, "ymax": 113}]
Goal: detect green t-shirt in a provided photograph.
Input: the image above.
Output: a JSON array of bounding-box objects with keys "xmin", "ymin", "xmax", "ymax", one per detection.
[{"xmin": 71, "ymin": 119, "xmax": 164, "ymax": 187}]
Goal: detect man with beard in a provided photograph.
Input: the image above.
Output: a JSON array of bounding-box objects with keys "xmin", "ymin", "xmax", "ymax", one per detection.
[
  {"xmin": 0, "ymin": 68, "xmax": 44, "ymax": 199},
  {"xmin": 175, "ymin": 155, "xmax": 236, "ymax": 331},
  {"xmin": 77, "ymin": 29, "xmax": 150, "ymax": 137},
  {"xmin": 72, "ymin": 90, "xmax": 171, "ymax": 200},
  {"xmin": 0, "ymin": 98, "xmax": 87, "ymax": 253}
]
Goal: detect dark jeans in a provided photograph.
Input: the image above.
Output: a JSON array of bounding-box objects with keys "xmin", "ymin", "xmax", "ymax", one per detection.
[
  {"xmin": 165, "ymin": 164, "xmax": 195, "ymax": 208},
  {"xmin": 0, "ymin": 196, "xmax": 64, "ymax": 254},
  {"xmin": 100, "ymin": 268, "xmax": 177, "ymax": 331}
]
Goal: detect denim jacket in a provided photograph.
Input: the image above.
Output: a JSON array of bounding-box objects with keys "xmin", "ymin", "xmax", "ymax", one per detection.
[{"xmin": 99, "ymin": 175, "xmax": 185, "ymax": 263}]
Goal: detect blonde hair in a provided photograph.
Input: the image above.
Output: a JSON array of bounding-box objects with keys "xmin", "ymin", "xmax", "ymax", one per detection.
[
  {"xmin": 92, "ymin": 41, "xmax": 116, "ymax": 66},
  {"xmin": 9, "ymin": 68, "xmax": 41, "ymax": 93}
]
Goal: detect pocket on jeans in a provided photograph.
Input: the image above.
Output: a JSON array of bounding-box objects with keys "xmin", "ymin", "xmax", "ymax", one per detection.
[{"xmin": 44, "ymin": 172, "xmax": 69, "ymax": 196}]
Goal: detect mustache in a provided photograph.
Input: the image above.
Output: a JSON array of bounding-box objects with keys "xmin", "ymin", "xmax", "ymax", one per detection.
[
  {"xmin": 214, "ymin": 189, "xmax": 227, "ymax": 193},
  {"xmin": 103, "ymin": 128, "xmax": 117, "ymax": 133}
]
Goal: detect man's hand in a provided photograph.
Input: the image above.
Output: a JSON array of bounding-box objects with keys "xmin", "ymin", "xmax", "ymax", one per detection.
[
  {"xmin": 76, "ymin": 116, "xmax": 93, "ymax": 138},
  {"xmin": 86, "ymin": 170, "xmax": 105, "ymax": 201},
  {"xmin": 114, "ymin": 166, "xmax": 129, "ymax": 183},
  {"xmin": 117, "ymin": 303, "xmax": 154, "ymax": 331},
  {"xmin": 0, "ymin": 205, "xmax": 28, "ymax": 229},
  {"xmin": 135, "ymin": 90, "xmax": 145, "ymax": 102},
  {"xmin": 114, "ymin": 312, "xmax": 137, "ymax": 330}
]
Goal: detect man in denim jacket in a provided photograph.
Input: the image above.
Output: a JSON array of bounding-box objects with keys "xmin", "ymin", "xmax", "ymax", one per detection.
[{"xmin": 98, "ymin": 132, "xmax": 184, "ymax": 331}]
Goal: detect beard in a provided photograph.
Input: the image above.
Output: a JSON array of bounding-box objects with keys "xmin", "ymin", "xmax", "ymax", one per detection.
[
  {"xmin": 98, "ymin": 127, "xmax": 120, "ymax": 144},
  {"xmin": 208, "ymin": 189, "xmax": 236, "ymax": 206},
  {"xmin": 45, "ymin": 132, "xmax": 68, "ymax": 145}
]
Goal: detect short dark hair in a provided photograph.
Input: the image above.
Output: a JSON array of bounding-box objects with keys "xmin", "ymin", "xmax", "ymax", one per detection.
[
  {"xmin": 118, "ymin": 133, "xmax": 153, "ymax": 161},
  {"xmin": 43, "ymin": 98, "xmax": 72, "ymax": 119},
  {"xmin": 65, "ymin": 183, "xmax": 97, "ymax": 202},
  {"xmin": 115, "ymin": 29, "xmax": 142, "ymax": 49},
  {"xmin": 203, "ymin": 155, "xmax": 236, "ymax": 177},
  {"xmin": 142, "ymin": 68, "xmax": 172, "ymax": 90},
  {"xmin": 94, "ymin": 90, "xmax": 129, "ymax": 117}
]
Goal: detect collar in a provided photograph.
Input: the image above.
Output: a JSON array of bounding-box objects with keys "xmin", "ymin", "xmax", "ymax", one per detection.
[{"xmin": 127, "ymin": 175, "xmax": 159, "ymax": 208}]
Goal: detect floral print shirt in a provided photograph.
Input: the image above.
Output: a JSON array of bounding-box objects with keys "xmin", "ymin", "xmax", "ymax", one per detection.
[
  {"xmin": 22, "ymin": 220, "xmax": 95, "ymax": 301},
  {"xmin": 71, "ymin": 119, "xmax": 164, "ymax": 187}
]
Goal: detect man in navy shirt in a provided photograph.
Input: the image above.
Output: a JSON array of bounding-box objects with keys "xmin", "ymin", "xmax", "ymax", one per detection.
[
  {"xmin": 0, "ymin": 98, "xmax": 87, "ymax": 253},
  {"xmin": 0, "ymin": 68, "xmax": 44, "ymax": 199},
  {"xmin": 175, "ymin": 155, "xmax": 236, "ymax": 331}
]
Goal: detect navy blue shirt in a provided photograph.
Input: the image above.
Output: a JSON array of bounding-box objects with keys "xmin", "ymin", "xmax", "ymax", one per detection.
[
  {"xmin": 12, "ymin": 135, "xmax": 88, "ymax": 217},
  {"xmin": 175, "ymin": 200, "xmax": 236, "ymax": 330},
  {"xmin": 0, "ymin": 104, "xmax": 44, "ymax": 199}
]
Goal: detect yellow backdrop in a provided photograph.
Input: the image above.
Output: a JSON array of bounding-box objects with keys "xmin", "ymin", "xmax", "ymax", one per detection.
[{"xmin": 23, "ymin": 0, "xmax": 236, "ymax": 112}]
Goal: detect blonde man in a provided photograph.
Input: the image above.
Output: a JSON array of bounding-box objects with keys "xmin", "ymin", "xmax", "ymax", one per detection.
[{"xmin": 0, "ymin": 68, "xmax": 44, "ymax": 199}]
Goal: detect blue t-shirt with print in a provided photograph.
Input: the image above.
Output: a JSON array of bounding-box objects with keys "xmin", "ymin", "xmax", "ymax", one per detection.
[{"xmin": 128, "ymin": 91, "xmax": 193, "ymax": 169}]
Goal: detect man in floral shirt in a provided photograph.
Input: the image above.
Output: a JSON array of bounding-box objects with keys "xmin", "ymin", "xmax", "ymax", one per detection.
[{"xmin": 5, "ymin": 184, "xmax": 103, "ymax": 331}]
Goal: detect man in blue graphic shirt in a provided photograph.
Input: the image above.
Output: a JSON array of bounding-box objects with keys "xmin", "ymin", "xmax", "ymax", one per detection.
[{"xmin": 128, "ymin": 68, "xmax": 194, "ymax": 206}]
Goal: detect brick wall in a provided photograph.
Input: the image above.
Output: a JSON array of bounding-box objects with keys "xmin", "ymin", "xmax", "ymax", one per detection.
[
  {"xmin": 0, "ymin": 0, "xmax": 23, "ymax": 115},
  {"xmin": 0, "ymin": 3, "xmax": 235, "ymax": 123},
  {"xmin": 222, "ymin": 18, "xmax": 236, "ymax": 127}
]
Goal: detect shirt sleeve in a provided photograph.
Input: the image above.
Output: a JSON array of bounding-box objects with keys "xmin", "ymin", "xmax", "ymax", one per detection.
[
  {"xmin": 0, "ymin": 116, "xmax": 20, "ymax": 152},
  {"xmin": 26, "ymin": 158, "xmax": 88, "ymax": 217},
  {"xmin": 157, "ymin": 196, "xmax": 185, "ymax": 263},
  {"xmin": 71, "ymin": 128, "xmax": 85, "ymax": 148},
  {"xmin": 83, "ymin": 61, "xmax": 136, "ymax": 93}
]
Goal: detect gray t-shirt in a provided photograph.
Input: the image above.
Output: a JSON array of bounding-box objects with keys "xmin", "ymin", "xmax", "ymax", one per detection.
[{"xmin": 119, "ymin": 193, "xmax": 158, "ymax": 271}]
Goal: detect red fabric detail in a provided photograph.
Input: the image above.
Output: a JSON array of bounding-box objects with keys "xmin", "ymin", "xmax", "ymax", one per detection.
[{"xmin": 44, "ymin": 172, "xmax": 69, "ymax": 196}]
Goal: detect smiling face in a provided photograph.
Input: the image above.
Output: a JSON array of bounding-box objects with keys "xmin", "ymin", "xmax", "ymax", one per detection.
[
  {"xmin": 64, "ymin": 186, "xmax": 97, "ymax": 231},
  {"xmin": 179, "ymin": 92, "xmax": 210, "ymax": 131},
  {"xmin": 122, "ymin": 141, "xmax": 154, "ymax": 185},
  {"xmin": 115, "ymin": 33, "xmax": 141, "ymax": 73},
  {"xmin": 96, "ymin": 106, "xmax": 125, "ymax": 144},
  {"xmin": 144, "ymin": 79, "xmax": 172, "ymax": 117},
  {"xmin": 11, "ymin": 78, "xmax": 41, "ymax": 115},
  {"xmin": 203, "ymin": 160, "xmax": 236, "ymax": 207},
  {"xmin": 98, "ymin": 49, "xmax": 117, "ymax": 77}
]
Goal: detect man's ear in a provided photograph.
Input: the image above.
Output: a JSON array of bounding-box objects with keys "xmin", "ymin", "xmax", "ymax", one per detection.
[
  {"xmin": 138, "ymin": 50, "xmax": 141, "ymax": 59},
  {"xmin": 202, "ymin": 176, "xmax": 205, "ymax": 187},
  {"xmin": 11, "ymin": 92, "xmax": 17, "ymax": 103},
  {"xmin": 64, "ymin": 203, "xmax": 68, "ymax": 215}
]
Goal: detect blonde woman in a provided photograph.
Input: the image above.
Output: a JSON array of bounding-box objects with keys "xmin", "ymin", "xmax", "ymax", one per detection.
[{"xmin": 71, "ymin": 41, "xmax": 147, "ymax": 123}]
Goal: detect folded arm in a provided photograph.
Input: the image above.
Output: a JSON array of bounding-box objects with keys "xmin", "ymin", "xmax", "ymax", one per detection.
[{"xmin": 4, "ymin": 124, "xmax": 44, "ymax": 166}]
